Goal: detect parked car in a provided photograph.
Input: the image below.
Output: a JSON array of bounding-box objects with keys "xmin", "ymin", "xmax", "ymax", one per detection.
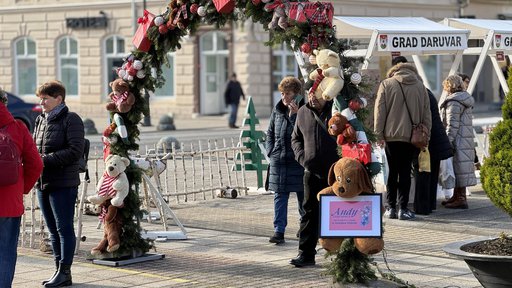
[{"xmin": 7, "ymin": 92, "xmax": 42, "ymax": 132}]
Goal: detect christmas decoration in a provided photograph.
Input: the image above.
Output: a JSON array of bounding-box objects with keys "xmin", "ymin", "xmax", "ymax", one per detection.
[
  {"xmin": 132, "ymin": 10, "xmax": 155, "ymax": 52},
  {"xmin": 113, "ymin": 113, "xmax": 129, "ymax": 144},
  {"xmin": 301, "ymin": 42, "xmax": 312, "ymax": 54},
  {"xmin": 197, "ymin": 6, "xmax": 206, "ymax": 16},
  {"xmin": 308, "ymin": 49, "xmax": 344, "ymax": 101},
  {"xmin": 119, "ymin": 1, "xmax": 381, "ymax": 283},
  {"xmin": 213, "ymin": 0, "xmax": 235, "ymax": 14},
  {"xmin": 264, "ymin": 0, "xmax": 291, "ymax": 30},
  {"xmin": 288, "ymin": 1, "xmax": 333, "ymax": 25},
  {"xmin": 154, "ymin": 16, "xmax": 165, "ymax": 26},
  {"xmin": 350, "ymin": 72, "xmax": 362, "ymax": 85},
  {"xmin": 107, "ymin": 79, "xmax": 136, "ymax": 113}
]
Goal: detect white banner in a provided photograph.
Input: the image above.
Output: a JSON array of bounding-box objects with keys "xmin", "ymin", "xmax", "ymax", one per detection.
[
  {"xmin": 493, "ymin": 34, "xmax": 512, "ymax": 50},
  {"xmin": 377, "ymin": 34, "xmax": 467, "ymax": 52}
]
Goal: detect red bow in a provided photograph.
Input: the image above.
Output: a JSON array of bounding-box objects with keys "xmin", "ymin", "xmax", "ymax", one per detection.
[{"xmin": 137, "ymin": 10, "xmax": 150, "ymax": 24}]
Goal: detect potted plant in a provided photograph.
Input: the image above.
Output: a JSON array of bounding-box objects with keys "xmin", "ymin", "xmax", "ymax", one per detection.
[{"xmin": 443, "ymin": 70, "xmax": 512, "ymax": 287}]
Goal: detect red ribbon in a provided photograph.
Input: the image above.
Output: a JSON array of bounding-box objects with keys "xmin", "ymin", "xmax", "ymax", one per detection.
[
  {"xmin": 137, "ymin": 10, "xmax": 150, "ymax": 24},
  {"xmin": 309, "ymin": 68, "xmax": 324, "ymax": 97},
  {"xmin": 173, "ymin": 5, "xmax": 188, "ymax": 25},
  {"xmin": 112, "ymin": 91, "xmax": 128, "ymax": 107}
]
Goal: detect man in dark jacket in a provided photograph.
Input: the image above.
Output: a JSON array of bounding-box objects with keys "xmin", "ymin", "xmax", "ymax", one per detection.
[
  {"xmin": 0, "ymin": 88, "xmax": 43, "ymax": 288},
  {"xmin": 224, "ymin": 73, "xmax": 245, "ymax": 128},
  {"xmin": 289, "ymin": 93, "xmax": 338, "ymax": 267}
]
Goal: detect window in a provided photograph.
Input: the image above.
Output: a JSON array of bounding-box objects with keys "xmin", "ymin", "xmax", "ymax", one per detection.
[
  {"xmin": 104, "ymin": 35, "xmax": 125, "ymax": 95},
  {"xmin": 14, "ymin": 37, "xmax": 37, "ymax": 96},
  {"xmin": 271, "ymin": 43, "xmax": 299, "ymax": 105},
  {"xmin": 58, "ymin": 37, "xmax": 79, "ymax": 96},
  {"xmin": 154, "ymin": 53, "xmax": 175, "ymax": 97},
  {"xmin": 419, "ymin": 55, "xmax": 441, "ymax": 95}
]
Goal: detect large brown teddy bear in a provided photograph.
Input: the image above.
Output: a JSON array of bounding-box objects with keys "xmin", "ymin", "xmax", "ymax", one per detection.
[
  {"xmin": 317, "ymin": 158, "xmax": 384, "ymax": 255},
  {"xmin": 91, "ymin": 200, "xmax": 123, "ymax": 255},
  {"xmin": 106, "ymin": 78, "xmax": 135, "ymax": 113},
  {"xmin": 328, "ymin": 113, "xmax": 356, "ymax": 146}
]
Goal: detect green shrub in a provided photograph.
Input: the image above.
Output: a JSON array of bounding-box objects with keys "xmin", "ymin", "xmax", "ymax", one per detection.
[{"xmin": 481, "ymin": 67, "xmax": 512, "ymax": 218}]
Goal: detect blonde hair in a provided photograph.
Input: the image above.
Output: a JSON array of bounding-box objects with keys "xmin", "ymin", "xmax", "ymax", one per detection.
[
  {"xmin": 278, "ymin": 76, "xmax": 302, "ymax": 94},
  {"xmin": 442, "ymin": 75, "xmax": 464, "ymax": 94}
]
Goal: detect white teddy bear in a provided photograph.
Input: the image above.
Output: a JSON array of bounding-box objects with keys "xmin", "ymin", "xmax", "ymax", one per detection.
[
  {"xmin": 88, "ymin": 154, "xmax": 130, "ymax": 207},
  {"xmin": 309, "ymin": 49, "xmax": 345, "ymax": 101}
]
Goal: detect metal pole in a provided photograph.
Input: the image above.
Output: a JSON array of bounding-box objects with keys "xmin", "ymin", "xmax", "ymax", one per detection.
[{"xmin": 141, "ymin": 0, "xmax": 152, "ymax": 126}]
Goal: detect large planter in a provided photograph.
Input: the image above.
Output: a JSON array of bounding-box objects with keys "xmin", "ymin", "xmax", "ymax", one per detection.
[{"xmin": 443, "ymin": 239, "xmax": 512, "ymax": 288}]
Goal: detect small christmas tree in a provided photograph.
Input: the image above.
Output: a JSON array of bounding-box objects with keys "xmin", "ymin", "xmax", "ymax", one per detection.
[{"xmin": 481, "ymin": 66, "xmax": 512, "ymax": 218}]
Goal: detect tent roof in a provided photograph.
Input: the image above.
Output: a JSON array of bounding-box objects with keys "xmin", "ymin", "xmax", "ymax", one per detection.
[
  {"xmin": 334, "ymin": 16, "xmax": 469, "ymax": 38},
  {"xmin": 444, "ymin": 18, "xmax": 512, "ymax": 39}
]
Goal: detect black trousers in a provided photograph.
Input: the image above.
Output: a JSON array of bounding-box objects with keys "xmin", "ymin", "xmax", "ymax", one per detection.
[
  {"xmin": 297, "ymin": 170, "xmax": 328, "ymax": 258},
  {"xmin": 385, "ymin": 141, "xmax": 416, "ymax": 210}
]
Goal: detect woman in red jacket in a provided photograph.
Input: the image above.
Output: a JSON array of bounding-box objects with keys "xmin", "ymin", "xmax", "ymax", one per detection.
[{"xmin": 0, "ymin": 89, "xmax": 43, "ymax": 287}]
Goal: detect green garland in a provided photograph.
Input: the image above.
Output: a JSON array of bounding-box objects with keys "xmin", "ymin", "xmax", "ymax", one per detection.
[{"xmin": 324, "ymin": 239, "xmax": 378, "ymax": 284}]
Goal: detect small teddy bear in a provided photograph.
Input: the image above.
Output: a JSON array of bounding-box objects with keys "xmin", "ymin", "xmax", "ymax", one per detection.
[
  {"xmin": 88, "ymin": 154, "xmax": 130, "ymax": 208},
  {"xmin": 309, "ymin": 49, "xmax": 345, "ymax": 101},
  {"xmin": 317, "ymin": 158, "xmax": 384, "ymax": 255},
  {"xmin": 264, "ymin": 0, "xmax": 290, "ymax": 30},
  {"xmin": 91, "ymin": 200, "xmax": 123, "ymax": 255},
  {"xmin": 106, "ymin": 78, "xmax": 135, "ymax": 113},
  {"xmin": 328, "ymin": 113, "xmax": 356, "ymax": 146}
]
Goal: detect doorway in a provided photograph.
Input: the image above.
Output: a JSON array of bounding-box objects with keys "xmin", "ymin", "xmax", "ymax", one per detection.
[{"xmin": 200, "ymin": 31, "xmax": 229, "ymax": 115}]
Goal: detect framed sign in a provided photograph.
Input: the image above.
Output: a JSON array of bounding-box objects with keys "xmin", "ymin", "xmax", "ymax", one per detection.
[{"xmin": 319, "ymin": 194, "xmax": 382, "ymax": 238}]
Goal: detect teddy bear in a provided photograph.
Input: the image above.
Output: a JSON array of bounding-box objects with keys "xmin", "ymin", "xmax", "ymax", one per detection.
[
  {"xmin": 317, "ymin": 157, "xmax": 384, "ymax": 255},
  {"xmin": 264, "ymin": 0, "xmax": 290, "ymax": 30},
  {"xmin": 328, "ymin": 113, "xmax": 357, "ymax": 146},
  {"xmin": 88, "ymin": 154, "xmax": 130, "ymax": 208},
  {"xmin": 308, "ymin": 49, "xmax": 345, "ymax": 101},
  {"xmin": 91, "ymin": 200, "xmax": 123, "ymax": 255},
  {"xmin": 106, "ymin": 78, "xmax": 135, "ymax": 113}
]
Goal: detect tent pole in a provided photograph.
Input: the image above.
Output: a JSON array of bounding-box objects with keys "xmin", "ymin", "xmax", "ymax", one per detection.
[
  {"xmin": 362, "ymin": 30, "xmax": 378, "ymax": 70},
  {"xmin": 412, "ymin": 55, "xmax": 431, "ymax": 91},
  {"xmin": 468, "ymin": 31, "xmax": 494, "ymax": 95},
  {"xmin": 489, "ymin": 55, "xmax": 509, "ymax": 96}
]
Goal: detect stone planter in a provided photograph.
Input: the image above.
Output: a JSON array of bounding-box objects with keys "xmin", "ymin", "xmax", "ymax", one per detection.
[{"xmin": 443, "ymin": 239, "xmax": 512, "ymax": 288}]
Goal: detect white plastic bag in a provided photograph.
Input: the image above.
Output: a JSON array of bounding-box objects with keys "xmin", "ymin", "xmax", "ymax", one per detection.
[
  {"xmin": 373, "ymin": 146, "xmax": 389, "ymax": 191},
  {"xmin": 439, "ymin": 157, "xmax": 455, "ymax": 189}
]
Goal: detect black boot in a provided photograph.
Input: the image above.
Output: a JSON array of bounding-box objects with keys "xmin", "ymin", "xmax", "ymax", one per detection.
[
  {"xmin": 44, "ymin": 264, "xmax": 72, "ymax": 287},
  {"xmin": 42, "ymin": 261, "xmax": 59, "ymax": 285},
  {"xmin": 269, "ymin": 232, "xmax": 285, "ymax": 244}
]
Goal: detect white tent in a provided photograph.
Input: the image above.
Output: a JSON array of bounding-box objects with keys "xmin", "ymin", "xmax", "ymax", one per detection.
[
  {"xmin": 332, "ymin": 17, "xmax": 470, "ymax": 90},
  {"xmin": 443, "ymin": 18, "xmax": 512, "ymax": 95}
]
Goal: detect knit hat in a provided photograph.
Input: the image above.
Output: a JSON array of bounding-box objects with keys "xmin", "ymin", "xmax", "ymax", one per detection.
[{"xmin": 0, "ymin": 88, "xmax": 7, "ymax": 105}]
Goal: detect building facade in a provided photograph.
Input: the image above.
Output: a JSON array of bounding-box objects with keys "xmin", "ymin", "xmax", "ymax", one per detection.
[{"xmin": 0, "ymin": 0, "xmax": 510, "ymax": 123}]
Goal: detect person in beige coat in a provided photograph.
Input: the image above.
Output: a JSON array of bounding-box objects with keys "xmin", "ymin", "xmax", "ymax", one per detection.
[
  {"xmin": 374, "ymin": 62, "xmax": 432, "ymax": 220},
  {"xmin": 439, "ymin": 75, "xmax": 477, "ymax": 209}
]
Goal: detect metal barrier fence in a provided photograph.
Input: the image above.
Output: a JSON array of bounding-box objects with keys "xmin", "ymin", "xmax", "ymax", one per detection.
[{"xmin": 19, "ymin": 138, "xmax": 251, "ymax": 249}]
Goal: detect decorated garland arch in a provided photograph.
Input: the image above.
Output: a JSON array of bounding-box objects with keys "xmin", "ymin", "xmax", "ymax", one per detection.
[{"xmin": 98, "ymin": 0, "xmax": 383, "ymax": 284}]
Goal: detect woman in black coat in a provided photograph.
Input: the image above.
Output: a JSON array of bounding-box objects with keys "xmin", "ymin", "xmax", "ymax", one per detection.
[
  {"xmin": 33, "ymin": 80, "xmax": 85, "ymax": 287},
  {"xmin": 266, "ymin": 77, "xmax": 305, "ymax": 244},
  {"xmin": 414, "ymin": 89, "xmax": 453, "ymax": 214}
]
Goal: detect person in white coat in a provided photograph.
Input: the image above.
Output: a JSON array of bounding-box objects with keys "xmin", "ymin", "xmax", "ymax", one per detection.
[{"xmin": 439, "ymin": 75, "xmax": 477, "ymax": 209}]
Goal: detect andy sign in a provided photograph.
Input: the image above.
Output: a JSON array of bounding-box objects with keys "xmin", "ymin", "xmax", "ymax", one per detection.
[
  {"xmin": 494, "ymin": 34, "xmax": 512, "ymax": 50},
  {"xmin": 378, "ymin": 33, "xmax": 467, "ymax": 52}
]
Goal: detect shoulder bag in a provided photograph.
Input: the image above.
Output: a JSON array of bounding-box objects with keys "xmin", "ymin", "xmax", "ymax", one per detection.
[{"xmin": 396, "ymin": 81, "xmax": 428, "ymax": 149}]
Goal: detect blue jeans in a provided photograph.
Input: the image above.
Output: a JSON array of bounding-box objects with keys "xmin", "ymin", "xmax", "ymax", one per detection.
[
  {"xmin": 37, "ymin": 187, "xmax": 78, "ymax": 265},
  {"xmin": 273, "ymin": 191, "xmax": 305, "ymax": 234},
  {"xmin": 0, "ymin": 217, "xmax": 21, "ymax": 288},
  {"xmin": 228, "ymin": 103, "xmax": 238, "ymax": 126}
]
